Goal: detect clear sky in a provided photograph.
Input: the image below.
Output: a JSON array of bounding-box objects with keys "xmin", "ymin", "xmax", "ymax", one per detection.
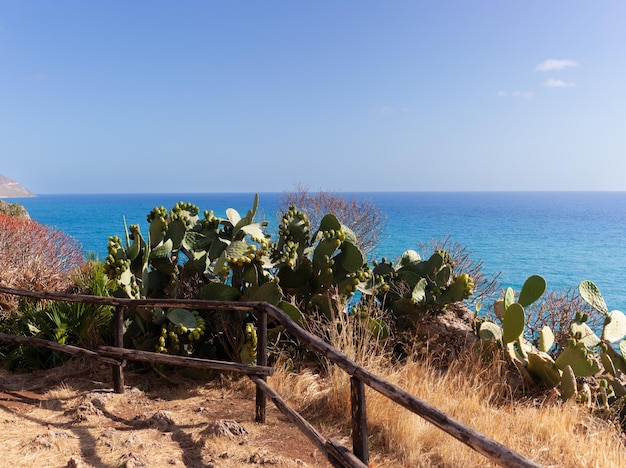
[{"xmin": 1, "ymin": 1, "xmax": 625, "ymax": 194}]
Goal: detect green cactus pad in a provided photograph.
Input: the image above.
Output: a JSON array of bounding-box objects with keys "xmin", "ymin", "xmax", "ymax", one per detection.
[
  {"xmin": 600, "ymin": 351, "xmax": 617, "ymax": 377},
  {"xmin": 118, "ymin": 267, "xmax": 133, "ymax": 286},
  {"xmin": 555, "ymin": 342, "xmax": 601, "ymax": 377},
  {"xmin": 126, "ymin": 232, "xmax": 143, "ymax": 261},
  {"xmin": 437, "ymin": 273, "xmax": 473, "ymax": 304},
  {"xmin": 166, "ymin": 308, "xmax": 198, "ymax": 330},
  {"xmin": 200, "ymin": 283, "xmax": 240, "ymax": 301},
  {"xmin": 539, "ymin": 326, "xmax": 555, "ymax": 353},
  {"xmin": 212, "ymin": 251, "xmax": 229, "ymax": 276},
  {"xmin": 150, "ymin": 256, "xmax": 177, "ymax": 275},
  {"xmin": 248, "ymin": 281, "xmax": 283, "ymax": 306},
  {"xmin": 313, "ymin": 239, "xmax": 340, "ymax": 269},
  {"xmin": 278, "ymin": 300, "xmax": 304, "ymax": 325},
  {"xmin": 425, "ymin": 252, "xmax": 444, "ymax": 275},
  {"xmin": 570, "ymin": 321, "xmax": 601, "ymax": 348},
  {"xmin": 318, "ymin": 214, "xmax": 342, "ymax": 232},
  {"xmin": 411, "ymin": 278, "xmax": 428, "ymax": 305},
  {"xmin": 372, "ymin": 262, "xmax": 394, "ymax": 276},
  {"xmin": 601, "ymin": 310, "xmax": 626, "ymax": 343},
  {"xmin": 342, "ymin": 225, "xmax": 358, "ymax": 245},
  {"xmin": 226, "ymin": 240, "xmax": 255, "ymax": 259},
  {"xmin": 559, "ymin": 365, "xmax": 577, "ymax": 400},
  {"xmin": 183, "ymin": 231, "xmax": 210, "ymax": 252},
  {"xmin": 166, "ymin": 219, "xmax": 187, "ymax": 249},
  {"xmin": 225, "ymin": 207, "xmax": 241, "ymax": 226},
  {"xmin": 527, "ymin": 351, "xmax": 561, "ymax": 388},
  {"xmin": 478, "ymin": 321, "xmax": 502, "ymax": 341},
  {"xmin": 504, "ymin": 287, "xmax": 515, "ymax": 311},
  {"xmin": 518, "ymin": 275, "xmax": 546, "ymax": 307},
  {"xmin": 396, "ymin": 250, "xmax": 422, "ymax": 269},
  {"xmin": 396, "ymin": 270, "xmax": 423, "ymax": 289},
  {"xmin": 150, "ymin": 238, "xmax": 173, "ymax": 258},
  {"xmin": 502, "ymin": 302, "xmax": 525, "ymax": 344},
  {"xmin": 208, "ymin": 238, "xmax": 228, "ymax": 261},
  {"xmin": 607, "ymin": 375, "xmax": 626, "ymax": 397},
  {"xmin": 578, "ymin": 280, "xmax": 608, "ymax": 315},
  {"xmin": 242, "ymin": 263, "xmax": 260, "ymax": 286},
  {"xmin": 367, "ymin": 318, "xmax": 390, "ymax": 340},
  {"xmin": 339, "ymin": 242, "xmax": 365, "ymax": 273},
  {"xmin": 435, "ymin": 265, "xmax": 452, "ymax": 288},
  {"xmin": 241, "ymin": 223, "xmax": 265, "ymax": 240}
]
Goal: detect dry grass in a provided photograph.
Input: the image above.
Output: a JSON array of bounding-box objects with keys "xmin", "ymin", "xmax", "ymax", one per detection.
[
  {"xmin": 268, "ymin": 352, "xmax": 626, "ymax": 467},
  {"xmin": 266, "ymin": 304, "xmax": 626, "ymax": 468}
]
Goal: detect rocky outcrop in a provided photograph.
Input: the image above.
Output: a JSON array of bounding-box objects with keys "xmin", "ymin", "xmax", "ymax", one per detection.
[
  {"xmin": 0, "ymin": 174, "xmax": 35, "ymax": 198},
  {"xmin": 0, "ymin": 200, "xmax": 29, "ymax": 217}
]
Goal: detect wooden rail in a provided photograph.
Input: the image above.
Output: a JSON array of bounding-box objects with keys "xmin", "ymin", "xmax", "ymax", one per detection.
[{"xmin": 0, "ymin": 286, "xmax": 542, "ymax": 468}]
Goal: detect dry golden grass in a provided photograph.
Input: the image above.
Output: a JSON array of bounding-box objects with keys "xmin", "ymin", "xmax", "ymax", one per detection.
[
  {"xmin": 266, "ymin": 306, "xmax": 626, "ymax": 468},
  {"xmin": 267, "ymin": 352, "xmax": 626, "ymax": 467}
]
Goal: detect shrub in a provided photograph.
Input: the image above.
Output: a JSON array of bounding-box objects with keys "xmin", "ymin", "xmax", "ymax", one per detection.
[
  {"xmin": 0, "ymin": 201, "xmax": 28, "ymax": 217},
  {"xmin": 279, "ymin": 184, "xmax": 385, "ymax": 256},
  {"xmin": 0, "ymin": 212, "xmax": 84, "ymax": 311},
  {"xmin": 0, "ymin": 259, "xmax": 114, "ymax": 370}
]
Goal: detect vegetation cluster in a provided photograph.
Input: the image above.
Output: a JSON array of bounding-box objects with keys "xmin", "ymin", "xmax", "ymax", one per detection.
[{"xmin": 2, "ymin": 192, "xmax": 626, "ymax": 466}]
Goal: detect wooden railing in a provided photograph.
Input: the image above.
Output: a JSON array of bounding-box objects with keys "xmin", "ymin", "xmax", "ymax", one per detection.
[{"xmin": 0, "ymin": 286, "xmax": 542, "ymax": 468}]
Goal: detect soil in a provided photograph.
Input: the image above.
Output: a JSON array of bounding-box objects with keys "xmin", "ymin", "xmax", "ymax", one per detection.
[{"xmin": 0, "ymin": 361, "xmax": 333, "ymax": 468}]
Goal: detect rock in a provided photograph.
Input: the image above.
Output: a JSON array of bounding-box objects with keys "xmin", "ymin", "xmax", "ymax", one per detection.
[
  {"xmin": 118, "ymin": 452, "xmax": 147, "ymax": 468},
  {"xmin": 134, "ymin": 411, "xmax": 175, "ymax": 431},
  {"xmin": 411, "ymin": 303, "xmax": 479, "ymax": 366},
  {"xmin": 204, "ymin": 419, "xmax": 248, "ymax": 439}
]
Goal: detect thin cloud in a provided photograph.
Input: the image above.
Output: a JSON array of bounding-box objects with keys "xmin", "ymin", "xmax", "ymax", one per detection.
[
  {"xmin": 542, "ymin": 78, "xmax": 576, "ymax": 88},
  {"xmin": 535, "ymin": 59, "xmax": 579, "ymax": 72},
  {"xmin": 369, "ymin": 105, "xmax": 410, "ymax": 115},
  {"xmin": 25, "ymin": 74, "xmax": 48, "ymax": 81},
  {"xmin": 498, "ymin": 90, "xmax": 534, "ymax": 100}
]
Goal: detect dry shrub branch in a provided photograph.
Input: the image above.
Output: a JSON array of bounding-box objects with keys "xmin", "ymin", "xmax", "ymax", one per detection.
[
  {"xmin": 0, "ymin": 212, "xmax": 83, "ymax": 311},
  {"xmin": 280, "ymin": 183, "xmax": 386, "ymax": 256}
]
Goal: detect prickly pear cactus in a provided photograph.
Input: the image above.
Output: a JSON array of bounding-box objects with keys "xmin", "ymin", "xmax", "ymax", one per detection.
[
  {"xmin": 371, "ymin": 249, "xmax": 474, "ymax": 322},
  {"xmin": 272, "ymin": 208, "xmax": 369, "ymax": 316},
  {"xmin": 103, "ymin": 195, "xmax": 277, "ymax": 362}
]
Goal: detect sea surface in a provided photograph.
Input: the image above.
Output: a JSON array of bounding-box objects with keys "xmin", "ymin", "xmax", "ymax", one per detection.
[{"xmin": 11, "ymin": 191, "xmax": 626, "ymax": 312}]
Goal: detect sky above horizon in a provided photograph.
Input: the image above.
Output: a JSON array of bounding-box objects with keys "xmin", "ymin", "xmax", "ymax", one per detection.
[{"xmin": 1, "ymin": 1, "xmax": 625, "ymax": 194}]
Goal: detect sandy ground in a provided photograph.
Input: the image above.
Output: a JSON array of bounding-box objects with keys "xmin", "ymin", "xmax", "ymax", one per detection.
[{"xmin": 0, "ymin": 360, "xmax": 335, "ymax": 468}]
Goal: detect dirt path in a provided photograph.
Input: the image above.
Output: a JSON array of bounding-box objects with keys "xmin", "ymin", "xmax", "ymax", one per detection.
[{"xmin": 0, "ymin": 361, "xmax": 333, "ymax": 468}]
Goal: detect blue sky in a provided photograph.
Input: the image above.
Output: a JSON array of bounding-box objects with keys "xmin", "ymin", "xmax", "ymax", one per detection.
[{"xmin": 1, "ymin": 1, "xmax": 625, "ymax": 194}]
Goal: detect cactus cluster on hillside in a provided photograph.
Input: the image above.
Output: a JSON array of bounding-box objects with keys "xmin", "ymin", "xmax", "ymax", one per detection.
[
  {"xmin": 477, "ymin": 277, "xmax": 626, "ymax": 416},
  {"xmin": 102, "ymin": 195, "xmax": 476, "ymax": 364}
]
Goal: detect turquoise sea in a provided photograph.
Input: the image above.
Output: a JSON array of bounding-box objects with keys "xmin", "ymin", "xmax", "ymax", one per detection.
[{"xmin": 11, "ymin": 192, "xmax": 626, "ymax": 312}]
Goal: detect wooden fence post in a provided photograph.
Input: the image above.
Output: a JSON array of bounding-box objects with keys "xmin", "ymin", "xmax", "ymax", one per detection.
[
  {"xmin": 112, "ymin": 305, "xmax": 125, "ymax": 394},
  {"xmin": 351, "ymin": 376, "xmax": 369, "ymax": 464},
  {"xmin": 255, "ymin": 307, "xmax": 268, "ymax": 423}
]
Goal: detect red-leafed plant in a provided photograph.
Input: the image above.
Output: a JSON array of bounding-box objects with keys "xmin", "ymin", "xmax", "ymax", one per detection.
[{"xmin": 0, "ymin": 212, "xmax": 83, "ymax": 311}]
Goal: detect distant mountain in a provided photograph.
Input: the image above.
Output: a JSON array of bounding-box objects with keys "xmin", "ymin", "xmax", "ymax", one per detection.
[{"xmin": 0, "ymin": 174, "xmax": 35, "ymax": 198}]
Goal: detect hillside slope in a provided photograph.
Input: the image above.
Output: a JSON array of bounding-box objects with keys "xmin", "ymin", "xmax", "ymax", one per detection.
[{"xmin": 0, "ymin": 174, "xmax": 35, "ymax": 198}]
